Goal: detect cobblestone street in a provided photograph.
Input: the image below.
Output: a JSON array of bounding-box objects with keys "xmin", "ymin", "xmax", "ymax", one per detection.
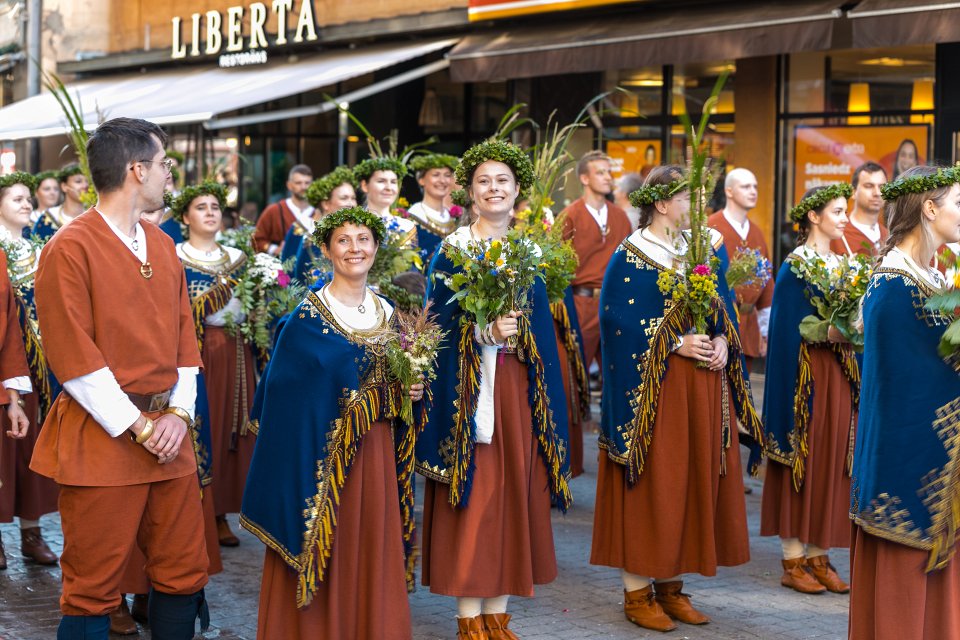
[{"xmin": 0, "ymin": 376, "xmax": 851, "ymax": 639}]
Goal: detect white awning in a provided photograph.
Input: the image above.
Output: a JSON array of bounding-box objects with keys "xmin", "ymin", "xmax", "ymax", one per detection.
[{"xmin": 0, "ymin": 38, "xmax": 456, "ymax": 141}]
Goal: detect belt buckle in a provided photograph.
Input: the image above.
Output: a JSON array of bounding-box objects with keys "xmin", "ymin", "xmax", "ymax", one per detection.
[{"xmin": 148, "ymin": 391, "xmax": 171, "ymax": 412}]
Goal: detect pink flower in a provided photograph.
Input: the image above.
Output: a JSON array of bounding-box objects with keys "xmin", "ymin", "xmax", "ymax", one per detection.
[
  {"xmin": 277, "ymin": 270, "xmax": 291, "ymax": 288},
  {"xmin": 449, "ymin": 205, "xmax": 463, "ymax": 218},
  {"xmin": 395, "ymin": 207, "xmax": 409, "ymax": 218},
  {"xmin": 692, "ymin": 264, "xmax": 712, "ymax": 277}
]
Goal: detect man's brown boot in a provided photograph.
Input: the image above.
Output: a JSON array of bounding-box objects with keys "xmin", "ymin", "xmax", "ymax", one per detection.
[
  {"xmin": 623, "ymin": 586, "xmax": 677, "ymax": 632},
  {"xmin": 481, "ymin": 613, "xmax": 520, "ymax": 639},
  {"xmin": 0, "ymin": 534, "xmax": 6, "ymax": 570},
  {"xmin": 807, "ymin": 555, "xmax": 850, "ymax": 593},
  {"xmin": 781, "ymin": 557, "xmax": 827, "ymax": 594},
  {"xmin": 216, "ymin": 515, "xmax": 240, "ymax": 547},
  {"xmin": 654, "ymin": 580, "xmax": 710, "ymax": 625},
  {"xmin": 456, "ymin": 615, "xmax": 489, "ymax": 640},
  {"xmin": 109, "ymin": 597, "xmax": 139, "ymax": 635},
  {"xmin": 20, "ymin": 527, "xmax": 58, "ymax": 565}
]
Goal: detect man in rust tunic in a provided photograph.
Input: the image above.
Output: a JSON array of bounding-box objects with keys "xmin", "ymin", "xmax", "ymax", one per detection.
[
  {"xmin": 830, "ymin": 161, "xmax": 888, "ymax": 257},
  {"xmin": 561, "ymin": 151, "xmax": 632, "ymax": 378},
  {"xmin": 708, "ymin": 168, "xmax": 773, "ymax": 370},
  {"xmin": 251, "ymin": 164, "xmax": 313, "ymax": 255},
  {"xmin": 31, "ymin": 118, "xmax": 209, "ymax": 639}
]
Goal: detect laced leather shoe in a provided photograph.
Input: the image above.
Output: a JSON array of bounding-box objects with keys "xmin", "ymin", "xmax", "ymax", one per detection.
[
  {"xmin": 654, "ymin": 580, "xmax": 710, "ymax": 625},
  {"xmin": 623, "ymin": 586, "xmax": 677, "ymax": 632},
  {"xmin": 20, "ymin": 527, "xmax": 58, "ymax": 565},
  {"xmin": 807, "ymin": 554, "xmax": 850, "ymax": 593},
  {"xmin": 780, "ymin": 557, "xmax": 827, "ymax": 594}
]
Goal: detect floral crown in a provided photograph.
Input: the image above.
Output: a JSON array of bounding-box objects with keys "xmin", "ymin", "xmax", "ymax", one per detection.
[
  {"xmin": 354, "ymin": 157, "xmax": 408, "ymax": 183},
  {"xmin": 306, "ymin": 166, "xmax": 358, "ymax": 207},
  {"xmin": 313, "ymin": 206, "xmax": 386, "ymax": 246},
  {"xmin": 628, "ymin": 177, "xmax": 687, "ymax": 207},
  {"xmin": 34, "ymin": 170, "xmax": 58, "ymax": 184},
  {"xmin": 788, "ymin": 182, "xmax": 853, "ymax": 223},
  {"xmin": 881, "ymin": 165, "xmax": 960, "ymax": 201},
  {"xmin": 57, "ymin": 164, "xmax": 83, "ymax": 183},
  {"xmin": 0, "ymin": 172, "xmax": 38, "ymax": 195},
  {"xmin": 450, "ymin": 188, "xmax": 471, "ymax": 208},
  {"xmin": 455, "ymin": 140, "xmax": 535, "ymax": 193},
  {"xmin": 168, "ymin": 181, "xmax": 227, "ymax": 222},
  {"xmin": 409, "ymin": 153, "xmax": 459, "ymax": 174}
]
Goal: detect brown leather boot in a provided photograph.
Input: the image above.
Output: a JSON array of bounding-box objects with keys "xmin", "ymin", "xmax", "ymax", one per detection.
[
  {"xmin": 781, "ymin": 557, "xmax": 826, "ymax": 594},
  {"xmin": 0, "ymin": 534, "xmax": 6, "ymax": 570},
  {"xmin": 456, "ymin": 615, "xmax": 489, "ymax": 639},
  {"xmin": 481, "ymin": 613, "xmax": 520, "ymax": 639},
  {"xmin": 20, "ymin": 527, "xmax": 58, "ymax": 565},
  {"xmin": 654, "ymin": 580, "xmax": 710, "ymax": 625},
  {"xmin": 109, "ymin": 597, "xmax": 139, "ymax": 635},
  {"xmin": 623, "ymin": 586, "xmax": 677, "ymax": 632},
  {"xmin": 216, "ymin": 515, "xmax": 240, "ymax": 547},
  {"xmin": 807, "ymin": 555, "xmax": 850, "ymax": 593},
  {"xmin": 130, "ymin": 593, "xmax": 149, "ymax": 623}
]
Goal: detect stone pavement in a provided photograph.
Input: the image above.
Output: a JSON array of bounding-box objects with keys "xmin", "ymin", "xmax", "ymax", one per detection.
[{"xmin": 0, "ymin": 374, "xmax": 851, "ymax": 639}]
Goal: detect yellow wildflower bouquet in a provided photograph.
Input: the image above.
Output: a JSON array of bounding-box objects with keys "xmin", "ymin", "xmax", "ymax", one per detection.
[
  {"xmin": 789, "ymin": 252, "xmax": 872, "ymax": 351},
  {"xmin": 656, "ymin": 255, "xmax": 721, "ymax": 335},
  {"xmin": 514, "ymin": 205, "xmax": 579, "ymax": 305},
  {"xmin": 441, "ymin": 229, "xmax": 545, "ymax": 330}
]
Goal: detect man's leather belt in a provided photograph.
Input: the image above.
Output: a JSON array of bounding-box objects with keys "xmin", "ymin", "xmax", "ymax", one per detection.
[
  {"xmin": 572, "ymin": 286, "xmax": 602, "ymax": 298},
  {"xmin": 126, "ymin": 390, "xmax": 172, "ymax": 412}
]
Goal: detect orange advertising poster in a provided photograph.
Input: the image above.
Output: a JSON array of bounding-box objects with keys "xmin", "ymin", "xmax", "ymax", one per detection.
[
  {"xmin": 607, "ymin": 139, "xmax": 661, "ymax": 179},
  {"xmin": 792, "ymin": 125, "xmax": 930, "ymax": 205}
]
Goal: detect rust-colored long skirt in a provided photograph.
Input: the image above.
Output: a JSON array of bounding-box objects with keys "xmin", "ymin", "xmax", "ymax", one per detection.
[
  {"xmin": 421, "ymin": 353, "xmax": 557, "ymax": 597},
  {"xmin": 760, "ymin": 347, "xmax": 854, "ymax": 550},
  {"xmin": 202, "ymin": 326, "xmax": 257, "ymax": 516},
  {"xmin": 0, "ymin": 392, "xmax": 58, "ymax": 521},
  {"xmin": 257, "ymin": 421, "xmax": 411, "ymax": 640},
  {"xmin": 849, "ymin": 526, "xmax": 960, "ymax": 639},
  {"xmin": 590, "ymin": 355, "xmax": 750, "ymax": 578},
  {"xmin": 555, "ymin": 322, "xmax": 584, "ymax": 478},
  {"xmin": 119, "ymin": 484, "xmax": 223, "ymax": 594}
]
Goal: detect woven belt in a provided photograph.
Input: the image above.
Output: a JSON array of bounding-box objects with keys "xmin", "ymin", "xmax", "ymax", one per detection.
[
  {"xmin": 572, "ymin": 286, "xmax": 602, "ymax": 298},
  {"xmin": 126, "ymin": 390, "xmax": 172, "ymax": 412}
]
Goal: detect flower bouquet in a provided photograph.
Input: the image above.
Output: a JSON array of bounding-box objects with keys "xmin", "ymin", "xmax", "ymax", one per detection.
[
  {"xmin": 370, "ymin": 217, "xmax": 426, "ymax": 312},
  {"xmin": 441, "ymin": 229, "xmax": 545, "ymax": 331},
  {"xmin": 789, "ymin": 252, "xmax": 872, "ymax": 351},
  {"xmin": 925, "ymin": 247, "xmax": 960, "ymax": 358},
  {"xmin": 218, "ymin": 225, "xmax": 257, "ymax": 255},
  {"xmin": 384, "ymin": 301, "xmax": 447, "ymax": 424},
  {"xmin": 515, "ymin": 206, "xmax": 578, "ymax": 305},
  {"xmin": 225, "ymin": 252, "xmax": 306, "ymax": 351},
  {"xmin": 657, "ymin": 257, "xmax": 721, "ymax": 335},
  {"xmin": 726, "ymin": 247, "xmax": 773, "ymax": 290}
]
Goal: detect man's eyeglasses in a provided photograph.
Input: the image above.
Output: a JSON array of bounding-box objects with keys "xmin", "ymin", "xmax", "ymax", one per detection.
[{"xmin": 133, "ymin": 158, "xmax": 174, "ymax": 173}]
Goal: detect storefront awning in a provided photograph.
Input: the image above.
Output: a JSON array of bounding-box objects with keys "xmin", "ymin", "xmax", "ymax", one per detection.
[
  {"xmin": 848, "ymin": 0, "xmax": 960, "ymax": 48},
  {"xmin": 448, "ymin": 1, "xmax": 843, "ymax": 82},
  {"xmin": 0, "ymin": 38, "xmax": 456, "ymax": 141}
]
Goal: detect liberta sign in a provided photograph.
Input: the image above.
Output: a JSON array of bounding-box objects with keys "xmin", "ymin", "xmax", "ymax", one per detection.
[{"xmin": 170, "ymin": 1, "xmax": 318, "ymax": 60}]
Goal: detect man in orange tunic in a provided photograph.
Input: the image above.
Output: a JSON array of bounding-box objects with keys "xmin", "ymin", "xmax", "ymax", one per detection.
[
  {"xmin": 561, "ymin": 151, "xmax": 632, "ymax": 377},
  {"xmin": 251, "ymin": 164, "xmax": 313, "ymax": 255},
  {"xmin": 708, "ymin": 168, "xmax": 773, "ymax": 369},
  {"xmin": 830, "ymin": 162, "xmax": 888, "ymax": 257},
  {"xmin": 30, "ymin": 118, "xmax": 209, "ymax": 640}
]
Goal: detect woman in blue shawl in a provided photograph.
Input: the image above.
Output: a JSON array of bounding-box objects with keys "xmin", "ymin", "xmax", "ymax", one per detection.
[
  {"xmin": 241, "ymin": 206, "xmax": 424, "ymax": 640},
  {"xmin": 416, "ymin": 140, "xmax": 571, "ymax": 640},
  {"xmin": 589, "ymin": 165, "xmax": 763, "ymax": 632},
  {"xmin": 849, "ymin": 166, "xmax": 960, "ymax": 639},
  {"xmin": 760, "ymin": 184, "xmax": 862, "ymax": 596}
]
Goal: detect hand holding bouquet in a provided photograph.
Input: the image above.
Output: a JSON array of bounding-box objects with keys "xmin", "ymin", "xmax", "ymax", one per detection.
[
  {"xmin": 789, "ymin": 252, "xmax": 872, "ymax": 351},
  {"xmin": 441, "ymin": 229, "xmax": 545, "ymax": 330},
  {"xmin": 385, "ymin": 302, "xmax": 446, "ymax": 424}
]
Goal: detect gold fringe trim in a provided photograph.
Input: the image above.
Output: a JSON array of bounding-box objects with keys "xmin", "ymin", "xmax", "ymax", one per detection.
[
  {"xmin": 927, "ymin": 398, "xmax": 960, "ymax": 572},
  {"xmin": 716, "ymin": 304, "xmax": 764, "ymax": 476},
  {"xmin": 550, "ymin": 301, "xmax": 591, "ymax": 419},
  {"xmin": 191, "ymin": 281, "xmax": 235, "ymax": 353},
  {"xmin": 832, "ymin": 343, "xmax": 861, "ymax": 477},
  {"xmin": 294, "ymin": 379, "xmax": 406, "ymax": 608},
  {"xmin": 448, "ymin": 322, "xmax": 482, "ymax": 507},
  {"xmin": 790, "ymin": 342, "xmax": 814, "ymax": 492},
  {"xmin": 517, "ymin": 313, "xmax": 572, "ymax": 511},
  {"xmin": 18, "ymin": 301, "xmax": 51, "ymax": 419}
]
